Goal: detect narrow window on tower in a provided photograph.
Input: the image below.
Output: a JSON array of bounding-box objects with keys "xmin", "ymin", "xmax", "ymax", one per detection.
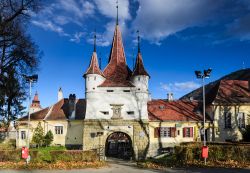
[
  {"xmin": 94, "ymin": 76, "xmax": 96, "ymax": 80},
  {"xmin": 138, "ymin": 77, "xmax": 140, "ymax": 81},
  {"xmin": 101, "ymin": 111, "xmax": 109, "ymax": 115},
  {"xmin": 127, "ymin": 111, "xmax": 134, "ymax": 115}
]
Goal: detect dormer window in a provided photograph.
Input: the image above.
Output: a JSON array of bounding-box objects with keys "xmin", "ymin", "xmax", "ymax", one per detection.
[
  {"xmin": 107, "ymin": 90, "xmax": 114, "ymax": 92},
  {"xmin": 123, "ymin": 90, "xmax": 130, "ymax": 92},
  {"xmin": 159, "ymin": 105, "xmax": 165, "ymax": 110}
]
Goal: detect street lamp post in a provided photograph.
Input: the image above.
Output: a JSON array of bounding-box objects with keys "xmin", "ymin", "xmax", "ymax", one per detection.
[
  {"xmin": 23, "ymin": 74, "xmax": 38, "ymax": 163},
  {"xmin": 194, "ymin": 68, "xmax": 212, "ymax": 165}
]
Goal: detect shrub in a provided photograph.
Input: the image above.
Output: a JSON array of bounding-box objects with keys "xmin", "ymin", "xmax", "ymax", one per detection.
[
  {"xmin": 50, "ymin": 150, "xmax": 98, "ymax": 162},
  {"xmin": 174, "ymin": 142, "xmax": 250, "ymax": 164},
  {"xmin": 32, "ymin": 122, "xmax": 44, "ymax": 147},
  {"xmin": 44, "ymin": 130, "xmax": 53, "ymax": 147},
  {"xmin": 0, "ymin": 148, "xmax": 98, "ymax": 163}
]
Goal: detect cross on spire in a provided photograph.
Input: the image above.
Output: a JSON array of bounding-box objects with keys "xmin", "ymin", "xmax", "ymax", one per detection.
[
  {"xmin": 116, "ymin": 0, "xmax": 119, "ymax": 25},
  {"xmin": 137, "ymin": 30, "xmax": 141, "ymax": 53}
]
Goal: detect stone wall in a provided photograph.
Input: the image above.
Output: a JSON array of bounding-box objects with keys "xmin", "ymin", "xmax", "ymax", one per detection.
[{"xmin": 82, "ymin": 119, "xmax": 149, "ymax": 160}]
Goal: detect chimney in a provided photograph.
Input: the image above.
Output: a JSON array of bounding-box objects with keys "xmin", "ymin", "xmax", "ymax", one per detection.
[
  {"xmin": 68, "ymin": 94, "xmax": 76, "ymax": 119},
  {"xmin": 167, "ymin": 92, "xmax": 174, "ymax": 101},
  {"xmin": 58, "ymin": 87, "xmax": 63, "ymax": 101}
]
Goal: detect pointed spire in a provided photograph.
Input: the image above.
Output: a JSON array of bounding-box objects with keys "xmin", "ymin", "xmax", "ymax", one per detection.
[
  {"xmin": 137, "ymin": 30, "xmax": 141, "ymax": 53},
  {"xmin": 132, "ymin": 33, "xmax": 150, "ymax": 77},
  {"xmin": 116, "ymin": 0, "xmax": 119, "ymax": 25},
  {"xmin": 30, "ymin": 91, "xmax": 41, "ymax": 108},
  {"xmin": 30, "ymin": 91, "xmax": 42, "ymax": 114},
  {"xmin": 33, "ymin": 91, "xmax": 39, "ymax": 102},
  {"xmin": 101, "ymin": 21, "xmax": 133, "ymax": 87},
  {"xmin": 84, "ymin": 31, "xmax": 104, "ymax": 77}
]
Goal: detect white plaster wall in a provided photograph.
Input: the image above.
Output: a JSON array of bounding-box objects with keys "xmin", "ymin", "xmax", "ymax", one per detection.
[
  {"xmin": 131, "ymin": 75, "xmax": 149, "ymax": 92},
  {"xmin": 148, "ymin": 122, "xmax": 199, "ymax": 156},
  {"xmin": 213, "ymin": 105, "xmax": 250, "ymax": 141},
  {"xmin": 85, "ymin": 74, "xmax": 105, "ymax": 95},
  {"xmin": 85, "ymin": 87, "xmax": 149, "ymax": 120},
  {"xmin": 85, "ymin": 74, "xmax": 150, "ymax": 120}
]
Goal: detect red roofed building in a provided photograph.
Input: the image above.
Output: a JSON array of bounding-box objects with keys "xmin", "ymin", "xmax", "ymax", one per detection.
[
  {"xmin": 205, "ymin": 80, "xmax": 250, "ymax": 142},
  {"xmin": 15, "ymin": 6, "xmax": 250, "ymax": 158}
]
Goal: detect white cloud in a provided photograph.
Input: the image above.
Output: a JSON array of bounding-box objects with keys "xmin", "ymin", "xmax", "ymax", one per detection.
[
  {"xmin": 160, "ymin": 81, "xmax": 200, "ymax": 92},
  {"xmin": 70, "ymin": 32, "xmax": 86, "ymax": 43},
  {"xmin": 31, "ymin": 20, "xmax": 69, "ymax": 37},
  {"xmin": 94, "ymin": 0, "xmax": 130, "ymax": 21},
  {"xmin": 133, "ymin": 0, "xmax": 223, "ymax": 44},
  {"xmin": 58, "ymin": 0, "xmax": 95, "ymax": 19}
]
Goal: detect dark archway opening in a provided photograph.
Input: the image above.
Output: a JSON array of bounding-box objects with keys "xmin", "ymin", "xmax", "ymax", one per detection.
[{"xmin": 105, "ymin": 132, "xmax": 133, "ymax": 160}]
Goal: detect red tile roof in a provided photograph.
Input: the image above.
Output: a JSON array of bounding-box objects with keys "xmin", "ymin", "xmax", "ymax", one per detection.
[
  {"xmin": 148, "ymin": 100, "xmax": 203, "ymax": 121},
  {"xmin": 99, "ymin": 25, "xmax": 133, "ymax": 87},
  {"xmin": 132, "ymin": 52, "xmax": 149, "ymax": 77},
  {"xmin": 206, "ymin": 80, "xmax": 250, "ymax": 104},
  {"xmin": 18, "ymin": 99, "xmax": 86, "ymax": 121},
  {"xmin": 84, "ymin": 52, "xmax": 104, "ymax": 77}
]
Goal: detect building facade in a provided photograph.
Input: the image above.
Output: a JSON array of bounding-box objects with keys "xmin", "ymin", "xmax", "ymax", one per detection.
[{"xmin": 16, "ymin": 21, "xmax": 250, "ymax": 160}]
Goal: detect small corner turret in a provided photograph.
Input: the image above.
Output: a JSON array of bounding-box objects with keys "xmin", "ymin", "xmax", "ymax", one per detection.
[
  {"xmin": 29, "ymin": 91, "xmax": 42, "ymax": 114},
  {"xmin": 84, "ymin": 30, "xmax": 105, "ymax": 96},
  {"xmin": 131, "ymin": 30, "xmax": 150, "ymax": 92}
]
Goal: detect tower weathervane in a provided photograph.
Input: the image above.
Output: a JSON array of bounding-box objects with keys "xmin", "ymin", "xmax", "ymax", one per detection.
[
  {"xmin": 137, "ymin": 30, "xmax": 141, "ymax": 53},
  {"xmin": 116, "ymin": 0, "xmax": 119, "ymax": 25},
  {"xmin": 94, "ymin": 29, "xmax": 96, "ymax": 52}
]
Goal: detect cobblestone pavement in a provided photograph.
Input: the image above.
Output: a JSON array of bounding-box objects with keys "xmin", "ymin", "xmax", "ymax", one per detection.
[{"xmin": 0, "ymin": 159, "xmax": 249, "ymax": 173}]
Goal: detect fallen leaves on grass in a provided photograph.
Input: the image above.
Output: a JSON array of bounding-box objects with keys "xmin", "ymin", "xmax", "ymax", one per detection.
[
  {"xmin": 138, "ymin": 160, "xmax": 250, "ymax": 169},
  {"xmin": 0, "ymin": 161, "xmax": 107, "ymax": 170}
]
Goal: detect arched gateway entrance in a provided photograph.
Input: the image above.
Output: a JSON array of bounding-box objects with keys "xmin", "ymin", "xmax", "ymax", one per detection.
[{"xmin": 105, "ymin": 132, "xmax": 133, "ymax": 160}]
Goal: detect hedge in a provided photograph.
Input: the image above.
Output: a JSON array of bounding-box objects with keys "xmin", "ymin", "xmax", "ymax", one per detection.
[
  {"xmin": 175, "ymin": 142, "xmax": 250, "ymax": 164},
  {"xmin": 0, "ymin": 149, "xmax": 98, "ymax": 163}
]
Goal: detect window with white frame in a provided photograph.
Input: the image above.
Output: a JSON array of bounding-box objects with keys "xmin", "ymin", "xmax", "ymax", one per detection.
[
  {"xmin": 21, "ymin": 131, "xmax": 26, "ymax": 139},
  {"xmin": 160, "ymin": 127, "xmax": 171, "ymax": 137},
  {"xmin": 224, "ymin": 112, "xmax": 232, "ymax": 128},
  {"xmin": 55, "ymin": 126, "xmax": 63, "ymax": 134},
  {"xmin": 237, "ymin": 112, "xmax": 245, "ymax": 128}
]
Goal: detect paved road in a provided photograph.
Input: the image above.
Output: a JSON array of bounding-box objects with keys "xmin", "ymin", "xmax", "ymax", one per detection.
[{"xmin": 0, "ymin": 160, "xmax": 249, "ymax": 173}]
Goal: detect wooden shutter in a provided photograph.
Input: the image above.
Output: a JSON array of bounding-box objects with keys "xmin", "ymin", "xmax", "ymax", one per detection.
[
  {"xmin": 154, "ymin": 127, "xmax": 160, "ymax": 138},
  {"xmin": 171, "ymin": 127, "xmax": 176, "ymax": 137},
  {"xmin": 183, "ymin": 128, "xmax": 186, "ymax": 137},
  {"xmin": 190, "ymin": 127, "xmax": 193, "ymax": 137}
]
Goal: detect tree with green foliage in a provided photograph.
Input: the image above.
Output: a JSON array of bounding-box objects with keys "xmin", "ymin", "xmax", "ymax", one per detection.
[
  {"xmin": 32, "ymin": 122, "xmax": 44, "ymax": 147},
  {"xmin": 44, "ymin": 130, "xmax": 53, "ymax": 147},
  {"xmin": 242, "ymin": 125, "xmax": 250, "ymax": 142},
  {"xmin": 0, "ymin": 0, "xmax": 42, "ymax": 128}
]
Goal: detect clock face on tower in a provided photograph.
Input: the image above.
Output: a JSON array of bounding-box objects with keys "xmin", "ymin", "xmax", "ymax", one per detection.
[{"xmin": 110, "ymin": 104, "xmax": 124, "ymax": 119}]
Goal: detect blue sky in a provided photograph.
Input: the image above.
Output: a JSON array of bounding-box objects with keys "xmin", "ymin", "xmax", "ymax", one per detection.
[{"xmin": 27, "ymin": 0, "xmax": 250, "ymax": 108}]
